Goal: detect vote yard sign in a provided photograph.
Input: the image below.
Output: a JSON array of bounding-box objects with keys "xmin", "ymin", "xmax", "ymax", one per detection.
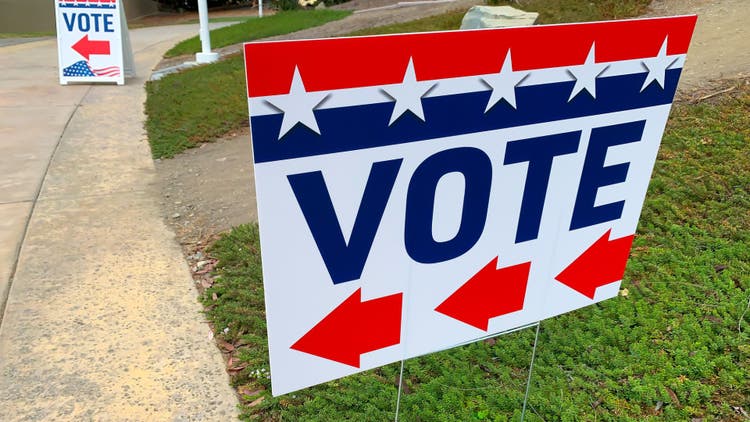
[
  {"xmin": 244, "ymin": 16, "xmax": 696, "ymax": 395},
  {"xmin": 55, "ymin": 0, "xmax": 126, "ymax": 85}
]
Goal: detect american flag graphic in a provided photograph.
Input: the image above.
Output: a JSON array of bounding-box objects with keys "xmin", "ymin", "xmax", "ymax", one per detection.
[{"xmin": 62, "ymin": 60, "xmax": 120, "ymax": 77}]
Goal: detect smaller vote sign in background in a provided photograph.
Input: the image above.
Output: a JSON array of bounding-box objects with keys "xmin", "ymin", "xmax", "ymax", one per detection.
[
  {"xmin": 244, "ymin": 16, "xmax": 696, "ymax": 396},
  {"xmin": 55, "ymin": 0, "xmax": 124, "ymax": 85}
]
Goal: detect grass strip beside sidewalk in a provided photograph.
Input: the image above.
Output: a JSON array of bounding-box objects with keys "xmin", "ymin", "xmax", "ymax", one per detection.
[
  {"xmin": 164, "ymin": 10, "xmax": 351, "ymax": 58},
  {"xmin": 146, "ymin": 55, "xmax": 247, "ymax": 159},
  {"xmin": 205, "ymin": 83, "xmax": 750, "ymax": 421}
]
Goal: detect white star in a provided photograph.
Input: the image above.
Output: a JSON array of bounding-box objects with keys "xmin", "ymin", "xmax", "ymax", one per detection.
[
  {"xmin": 640, "ymin": 36, "xmax": 678, "ymax": 92},
  {"xmin": 482, "ymin": 49, "xmax": 528, "ymax": 111},
  {"xmin": 266, "ymin": 66, "xmax": 327, "ymax": 140},
  {"xmin": 567, "ymin": 43, "xmax": 609, "ymax": 102},
  {"xmin": 383, "ymin": 57, "xmax": 434, "ymax": 126}
]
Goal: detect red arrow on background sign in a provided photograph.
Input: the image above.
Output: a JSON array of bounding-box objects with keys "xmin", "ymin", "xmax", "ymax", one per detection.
[
  {"xmin": 291, "ymin": 288, "xmax": 402, "ymax": 367},
  {"xmin": 555, "ymin": 229, "xmax": 635, "ymax": 299},
  {"xmin": 435, "ymin": 258, "xmax": 530, "ymax": 331},
  {"xmin": 72, "ymin": 35, "xmax": 111, "ymax": 61}
]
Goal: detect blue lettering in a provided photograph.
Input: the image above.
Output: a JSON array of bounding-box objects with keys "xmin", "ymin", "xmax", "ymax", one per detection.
[
  {"xmin": 570, "ymin": 120, "xmax": 645, "ymax": 230},
  {"xmin": 90, "ymin": 13, "xmax": 102, "ymax": 32},
  {"xmin": 63, "ymin": 13, "xmax": 76, "ymax": 32},
  {"xmin": 504, "ymin": 131, "xmax": 581, "ymax": 243},
  {"xmin": 104, "ymin": 14, "xmax": 114, "ymax": 32},
  {"xmin": 288, "ymin": 159, "xmax": 402, "ymax": 285},
  {"xmin": 405, "ymin": 147, "xmax": 492, "ymax": 264},
  {"xmin": 78, "ymin": 13, "xmax": 90, "ymax": 32}
]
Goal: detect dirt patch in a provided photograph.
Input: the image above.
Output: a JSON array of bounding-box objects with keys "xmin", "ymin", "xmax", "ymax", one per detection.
[
  {"xmin": 155, "ymin": 127, "xmax": 256, "ymax": 250},
  {"xmin": 154, "ymin": 0, "xmax": 749, "ymax": 258},
  {"xmin": 644, "ymin": 0, "xmax": 749, "ymax": 92}
]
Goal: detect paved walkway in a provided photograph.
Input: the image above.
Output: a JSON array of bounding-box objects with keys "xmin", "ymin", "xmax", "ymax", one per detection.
[{"xmin": 0, "ymin": 25, "xmax": 238, "ymax": 420}]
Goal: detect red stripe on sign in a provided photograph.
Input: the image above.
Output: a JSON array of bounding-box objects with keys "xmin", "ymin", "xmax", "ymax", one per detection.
[{"xmin": 244, "ymin": 15, "xmax": 696, "ymax": 98}]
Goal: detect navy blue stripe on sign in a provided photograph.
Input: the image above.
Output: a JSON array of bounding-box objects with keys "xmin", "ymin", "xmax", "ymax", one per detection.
[{"xmin": 251, "ymin": 70, "xmax": 681, "ymax": 164}]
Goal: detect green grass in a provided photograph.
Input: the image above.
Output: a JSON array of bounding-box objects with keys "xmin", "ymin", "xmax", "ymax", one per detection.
[
  {"xmin": 164, "ymin": 9, "xmax": 350, "ymax": 57},
  {"xmin": 0, "ymin": 32, "xmax": 54, "ymax": 39},
  {"xmin": 203, "ymin": 85, "xmax": 750, "ymax": 420},
  {"xmin": 145, "ymin": 55, "xmax": 247, "ymax": 158}
]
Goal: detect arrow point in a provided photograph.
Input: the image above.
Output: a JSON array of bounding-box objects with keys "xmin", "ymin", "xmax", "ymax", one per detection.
[
  {"xmin": 72, "ymin": 34, "xmax": 91, "ymax": 60},
  {"xmin": 291, "ymin": 289, "xmax": 402, "ymax": 368},
  {"xmin": 555, "ymin": 230, "xmax": 634, "ymax": 299},
  {"xmin": 290, "ymin": 289, "xmax": 364, "ymax": 367},
  {"xmin": 71, "ymin": 34, "xmax": 110, "ymax": 61},
  {"xmin": 436, "ymin": 258, "xmax": 530, "ymax": 331}
]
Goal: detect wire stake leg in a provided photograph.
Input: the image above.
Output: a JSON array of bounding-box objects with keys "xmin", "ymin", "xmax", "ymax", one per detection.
[
  {"xmin": 521, "ymin": 322, "xmax": 541, "ymax": 422},
  {"xmin": 395, "ymin": 359, "xmax": 406, "ymax": 422}
]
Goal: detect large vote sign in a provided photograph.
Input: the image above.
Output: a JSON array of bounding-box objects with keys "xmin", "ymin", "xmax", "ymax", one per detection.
[
  {"xmin": 55, "ymin": 0, "xmax": 125, "ymax": 85},
  {"xmin": 244, "ymin": 16, "xmax": 696, "ymax": 395}
]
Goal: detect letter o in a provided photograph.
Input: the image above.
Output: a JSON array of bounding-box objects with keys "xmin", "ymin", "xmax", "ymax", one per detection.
[
  {"xmin": 405, "ymin": 147, "xmax": 491, "ymax": 264},
  {"xmin": 78, "ymin": 13, "xmax": 91, "ymax": 32}
]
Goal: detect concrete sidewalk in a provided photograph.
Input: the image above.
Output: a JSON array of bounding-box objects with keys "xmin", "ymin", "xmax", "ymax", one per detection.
[{"xmin": 0, "ymin": 26, "xmax": 238, "ymax": 420}]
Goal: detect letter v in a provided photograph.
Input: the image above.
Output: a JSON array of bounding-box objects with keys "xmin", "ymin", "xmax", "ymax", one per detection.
[
  {"xmin": 287, "ymin": 159, "xmax": 402, "ymax": 285},
  {"xmin": 63, "ymin": 13, "xmax": 76, "ymax": 32}
]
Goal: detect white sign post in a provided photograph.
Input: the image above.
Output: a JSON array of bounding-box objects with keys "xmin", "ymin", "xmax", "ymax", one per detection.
[
  {"xmin": 55, "ymin": 0, "xmax": 132, "ymax": 85},
  {"xmin": 196, "ymin": 0, "xmax": 219, "ymax": 64},
  {"xmin": 244, "ymin": 16, "xmax": 697, "ymax": 396}
]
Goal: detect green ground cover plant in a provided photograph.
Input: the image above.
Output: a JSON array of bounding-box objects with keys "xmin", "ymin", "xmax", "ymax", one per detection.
[
  {"xmin": 203, "ymin": 83, "xmax": 750, "ymax": 420},
  {"xmin": 164, "ymin": 9, "xmax": 350, "ymax": 57}
]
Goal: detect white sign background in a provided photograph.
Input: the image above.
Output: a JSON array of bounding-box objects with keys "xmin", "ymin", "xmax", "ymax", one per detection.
[{"xmin": 255, "ymin": 107, "xmax": 669, "ymax": 395}]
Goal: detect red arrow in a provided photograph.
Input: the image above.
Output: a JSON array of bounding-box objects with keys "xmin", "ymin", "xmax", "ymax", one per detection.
[
  {"xmin": 435, "ymin": 258, "xmax": 530, "ymax": 331},
  {"xmin": 72, "ymin": 35, "xmax": 110, "ymax": 61},
  {"xmin": 555, "ymin": 229, "xmax": 634, "ymax": 299},
  {"xmin": 291, "ymin": 289, "xmax": 402, "ymax": 367}
]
